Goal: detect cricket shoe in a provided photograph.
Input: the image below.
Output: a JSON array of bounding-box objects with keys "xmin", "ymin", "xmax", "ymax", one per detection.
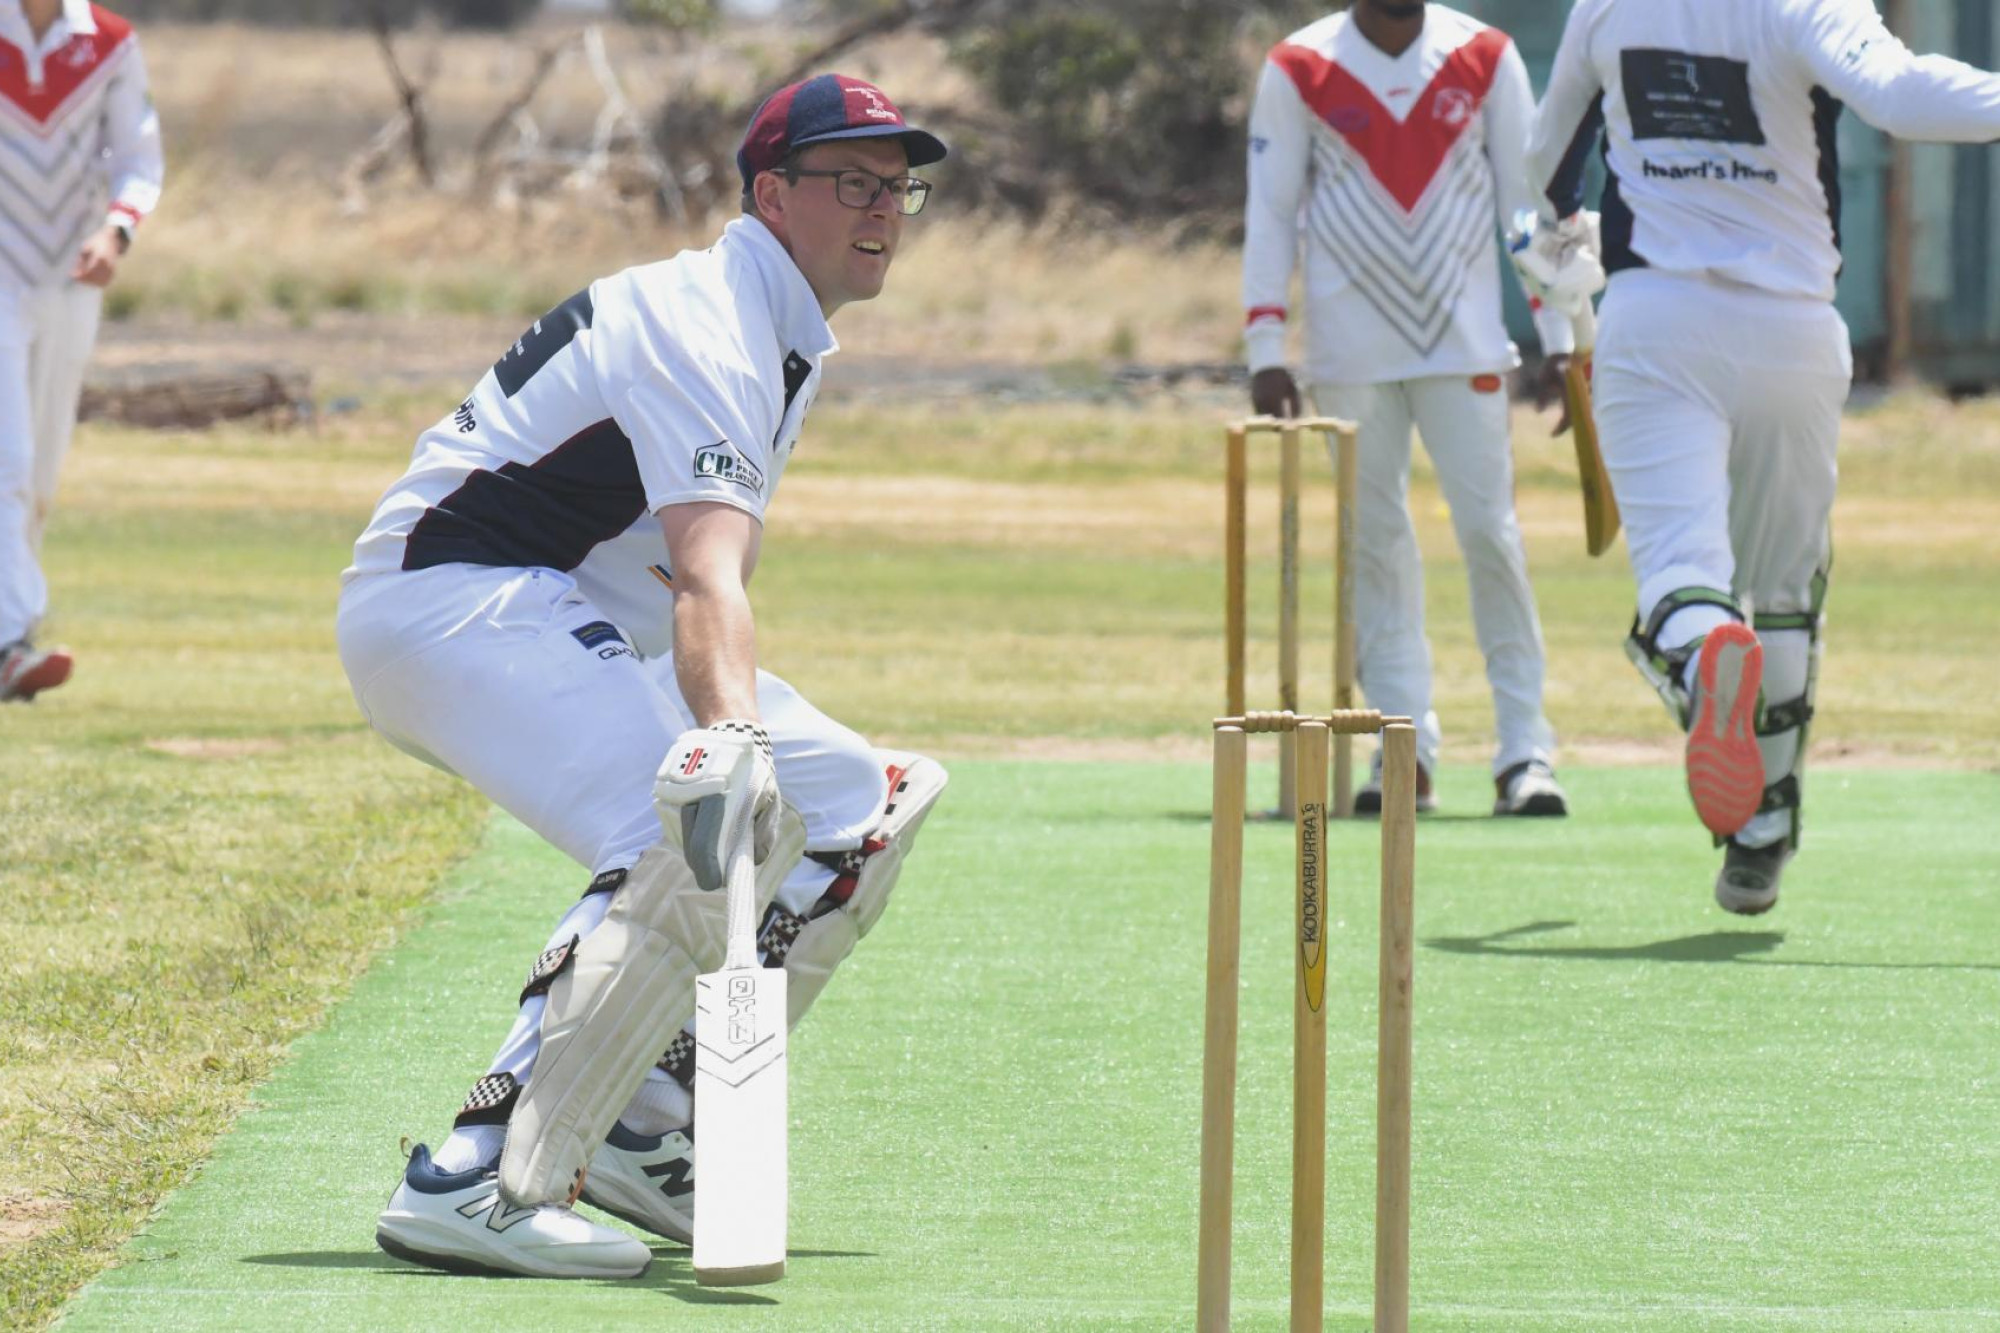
[
  {"xmin": 0, "ymin": 641, "xmax": 71, "ymax": 703},
  {"xmin": 376, "ymin": 1143, "xmax": 652, "ymax": 1278},
  {"xmin": 1492, "ymin": 760, "xmax": 1568, "ymax": 817},
  {"xmin": 1352, "ymin": 759, "xmax": 1437, "ymax": 816},
  {"xmin": 1715, "ymin": 838, "xmax": 1792, "ymax": 916},
  {"xmin": 1684, "ymin": 622, "xmax": 1765, "ymax": 838},
  {"xmin": 579, "ymin": 1120, "xmax": 694, "ymax": 1245}
]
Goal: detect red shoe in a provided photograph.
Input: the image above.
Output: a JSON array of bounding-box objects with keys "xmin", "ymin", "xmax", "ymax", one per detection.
[
  {"xmin": 0, "ymin": 641, "xmax": 72, "ymax": 702},
  {"xmin": 1684, "ymin": 623, "xmax": 1763, "ymax": 837}
]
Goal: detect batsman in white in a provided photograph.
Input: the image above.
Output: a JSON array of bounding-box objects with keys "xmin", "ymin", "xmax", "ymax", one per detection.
[
  {"xmin": 0, "ymin": 0, "xmax": 162, "ymax": 702},
  {"xmin": 1243, "ymin": 0, "xmax": 1577, "ymax": 819},
  {"xmin": 336, "ymin": 74, "xmax": 951, "ymax": 1279},
  {"xmin": 1527, "ymin": 0, "xmax": 2000, "ymax": 913}
]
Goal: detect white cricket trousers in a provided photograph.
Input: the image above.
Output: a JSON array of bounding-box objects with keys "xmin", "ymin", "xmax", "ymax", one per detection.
[
  {"xmin": 1593, "ymin": 269, "xmax": 1849, "ymax": 837},
  {"xmin": 0, "ymin": 281, "xmax": 102, "ymax": 644},
  {"xmin": 1311, "ymin": 375, "xmax": 1555, "ymax": 777},
  {"xmin": 336, "ymin": 563, "xmax": 889, "ymax": 889},
  {"xmin": 337, "ymin": 562, "xmax": 893, "ymax": 1097}
]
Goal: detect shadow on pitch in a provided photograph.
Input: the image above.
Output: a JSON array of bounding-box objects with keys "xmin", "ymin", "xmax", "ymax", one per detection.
[{"xmin": 1425, "ymin": 919, "xmax": 2000, "ymax": 971}]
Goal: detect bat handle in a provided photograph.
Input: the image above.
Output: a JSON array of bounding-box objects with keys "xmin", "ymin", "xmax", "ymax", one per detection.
[
  {"xmin": 722, "ymin": 814, "xmax": 759, "ymax": 972},
  {"xmin": 1572, "ymin": 298, "xmax": 1598, "ymax": 358}
]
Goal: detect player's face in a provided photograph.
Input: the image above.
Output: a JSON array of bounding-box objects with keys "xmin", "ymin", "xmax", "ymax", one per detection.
[
  {"xmin": 1362, "ymin": 0, "xmax": 1425, "ymax": 18},
  {"xmin": 766, "ymin": 139, "xmax": 912, "ymax": 316}
]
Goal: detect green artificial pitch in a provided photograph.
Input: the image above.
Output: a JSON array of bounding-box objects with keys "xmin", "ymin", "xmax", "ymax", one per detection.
[{"xmin": 60, "ymin": 760, "xmax": 2000, "ymax": 1331}]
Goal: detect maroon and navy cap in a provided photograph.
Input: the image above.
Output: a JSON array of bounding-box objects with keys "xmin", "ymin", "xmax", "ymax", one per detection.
[{"xmin": 737, "ymin": 74, "xmax": 948, "ymax": 192}]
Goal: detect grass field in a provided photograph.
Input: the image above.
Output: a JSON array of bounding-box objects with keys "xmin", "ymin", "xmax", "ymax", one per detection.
[{"xmin": 3, "ymin": 383, "xmax": 1997, "ymax": 1330}]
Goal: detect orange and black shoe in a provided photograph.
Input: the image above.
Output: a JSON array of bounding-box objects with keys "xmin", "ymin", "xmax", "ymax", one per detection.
[
  {"xmin": 1684, "ymin": 622, "xmax": 1764, "ymax": 838},
  {"xmin": 0, "ymin": 641, "xmax": 72, "ymax": 703}
]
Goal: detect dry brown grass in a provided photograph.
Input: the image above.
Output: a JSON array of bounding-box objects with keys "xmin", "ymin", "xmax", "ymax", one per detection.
[{"xmin": 119, "ymin": 22, "xmax": 1242, "ymax": 363}]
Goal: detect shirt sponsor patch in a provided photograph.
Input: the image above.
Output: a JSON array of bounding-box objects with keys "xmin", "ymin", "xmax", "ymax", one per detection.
[
  {"xmin": 693, "ymin": 443, "xmax": 766, "ymax": 494},
  {"xmin": 1621, "ymin": 49, "xmax": 1765, "ymax": 146},
  {"xmin": 570, "ymin": 620, "xmax": 634, "ymax": 659}
]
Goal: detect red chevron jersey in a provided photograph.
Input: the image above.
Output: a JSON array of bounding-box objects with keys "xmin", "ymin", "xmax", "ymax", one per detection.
[
  {"xmin": 0, "ymin": 1, "xmax": 162, "ymax": 291},
  {"xmin": 1243, "ymin": 5, "xmax": 1567, "ymax": 385}
]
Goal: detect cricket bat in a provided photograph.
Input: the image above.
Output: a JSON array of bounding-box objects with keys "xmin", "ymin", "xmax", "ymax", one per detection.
[
  {"xmin": 1566, "ymin": 300, "xmax": 1620, "ymax": 558},
  {"xmin": 693, "ymin": 820, "xmax": 788, "ymax": 1286}
]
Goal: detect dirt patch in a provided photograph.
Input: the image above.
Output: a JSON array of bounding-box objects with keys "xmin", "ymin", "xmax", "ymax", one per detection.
[
  {"xmin": 0, "ymin": 1192, "xmax": 67, "ymax": 1247},
  {"xmin": 144, "ymin": 737, "xmax": 289, "ymax": 760}
]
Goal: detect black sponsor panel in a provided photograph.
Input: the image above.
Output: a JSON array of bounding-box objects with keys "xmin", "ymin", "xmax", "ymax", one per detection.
[
  {"xmin": 402, "ymin": 419, "xmax": 647, "ymax": 572},
  {"xmin": 1622, "ymin": 49, "xmax": 1765, "ymax": 145},
  {"xmin": 494, "ymin": 287, "xmax": 595, "ymax": 398}
]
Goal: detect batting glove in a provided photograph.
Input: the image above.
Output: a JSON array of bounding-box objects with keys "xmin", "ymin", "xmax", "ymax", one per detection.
[{"xmin": 654, "ymin": 720, "xmax": 782, "ymax": 893}]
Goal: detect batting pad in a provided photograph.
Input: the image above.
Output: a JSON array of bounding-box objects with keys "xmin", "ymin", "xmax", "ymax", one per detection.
[{"xmin": 499, "ymin": 807, "xmax": 805, "ymax": 1207}]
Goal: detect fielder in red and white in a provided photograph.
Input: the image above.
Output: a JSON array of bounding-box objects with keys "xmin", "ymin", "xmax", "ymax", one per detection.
[
  {"xmin": 0, "ymin": 0, "xmax": 161, "ymax": 701},
  {"xmin": 1528, "ymin": 0, "xmax": 2000, "ymax": 912},
  {"xmin": 1244, "ymin": 0, "xmax": 1575, "ymax": 818},
  {"xmin": 339, "ymin": 75, "xmax": 950, "ymax": 1279}
]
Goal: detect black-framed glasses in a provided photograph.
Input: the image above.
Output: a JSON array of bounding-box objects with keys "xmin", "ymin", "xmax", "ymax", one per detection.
[{"xmin": 784, "ymin": 167, "xmax": 933, "ymax": 216}]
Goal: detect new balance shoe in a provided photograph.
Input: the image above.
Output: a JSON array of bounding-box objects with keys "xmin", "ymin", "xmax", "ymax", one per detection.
[
  {"xmin": 1715, "ymin": 838, "xmax": 1792, "ymax": 916},
  {"xmin": 1352, "ymin": 760, "xmax": 1437, "ymax": 816},
  {"xmin": 580, "ymin": 1120, "xmax": 694, "ymax": 1245},
  {"xmin": 376, "ymin": 1143, "xmax": 652, "ymax": 1278},
  {"xmin": 1685, "ymin": 622, "xmax": 1765, "ymax": 838},
  {"xmin": 0, "ymin": 641, "xmax": 71, "ymax": 703},
  {"xmin": 1492, "ymin": 760, "xmax": 1568, "ymax": 817}
]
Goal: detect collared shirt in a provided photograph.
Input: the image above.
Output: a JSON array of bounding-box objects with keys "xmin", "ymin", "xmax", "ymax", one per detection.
[
  {"xmin": 347, "ymin": 216, "xmax": 837, "ymax": 659},
  {"xmin": 0, "ymin": 1, "xmax": 163, "ymax": 290},
  {"xmin": 1529, "ymin": 0, "xmax": 2000, "ymax": 302},
  {"xmin": 1242, "ymin": 4, "xmax": 1571, "ymax": 386}
]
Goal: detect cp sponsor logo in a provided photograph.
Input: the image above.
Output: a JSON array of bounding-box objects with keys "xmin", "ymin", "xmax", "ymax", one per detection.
[{"xmin": 694, "ymin": 445, "xmax": 766, "ymax": 494}]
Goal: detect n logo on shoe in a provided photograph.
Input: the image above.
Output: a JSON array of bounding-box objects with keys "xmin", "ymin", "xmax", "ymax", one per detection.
[
  {"xmin": 643, "ymin": 1155, "xmax": 694, "ymax": 1200},
  {"xmin": 456, "ymin": 1189, "xmax": 537, "ymax": 1234}
]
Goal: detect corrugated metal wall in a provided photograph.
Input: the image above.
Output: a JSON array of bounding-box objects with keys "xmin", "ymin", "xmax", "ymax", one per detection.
[{"xmin": 1466, "ymin": 0, "xmax": 1998, "ymax": 387}]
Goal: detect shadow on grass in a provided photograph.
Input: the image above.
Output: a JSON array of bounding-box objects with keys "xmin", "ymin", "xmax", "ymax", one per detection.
[
  {"xmin": 1426, "ymin": 919, "xmax": 2000, "ymax": 971},
  {"xmin": 247, "ymin": 1245, "xmax": 875, "ymax": 1304}
]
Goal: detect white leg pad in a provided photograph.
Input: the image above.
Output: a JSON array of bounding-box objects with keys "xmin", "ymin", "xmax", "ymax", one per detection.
[
  {"xmin": 775, "ymin": 754, "xmax": 946, "ymax": 1028},
  {"xmin": 499, "ymin": 804, "xmax": 805, "ymax": 1207}
]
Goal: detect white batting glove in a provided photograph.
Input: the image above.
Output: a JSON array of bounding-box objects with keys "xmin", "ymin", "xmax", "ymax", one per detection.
[
  {"xmin": 1508, "ymin": 209, "xmax": 1605, "ymax": 317},
  {"xmin": 653, "ymin": 720, "xmax": 781, "ymax": 893}
]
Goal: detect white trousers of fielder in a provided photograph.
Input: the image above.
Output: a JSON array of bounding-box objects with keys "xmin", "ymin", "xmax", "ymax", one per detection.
[
  {"xmin": 0, "ymin": 282, "xmax": 102, "ymax": 644},
  {"xmin": 1593, "ymin": 268, "xmax": 1850, "ymax": 842},
  {"xmin": 335, "ymin": 562, "xmax": 890, "ymax": 1089},
  {"xmin": 1311, "ymin": 374, "xmax": 1556, "ymax": 777}
]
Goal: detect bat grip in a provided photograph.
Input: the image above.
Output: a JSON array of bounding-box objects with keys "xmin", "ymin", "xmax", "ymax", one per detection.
[
  {"xmin": 1572, "ymin": 298, "xmax": 1598, "ymax": 357},
  {"xmin": 722, "ymin": 815, "xmax": 759, "ymax": 971}
]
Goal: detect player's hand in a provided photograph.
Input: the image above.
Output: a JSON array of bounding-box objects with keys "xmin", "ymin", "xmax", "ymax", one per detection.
[
  {"xmin": 1250, "ymin": 367, "xmax": 1301, "ymax": 419},
  {"xmin": 1537, "ymin": 355, "xmax": 1573, "ymax": 437},
  {"xmin": 71, "ymin": 226, "xmax": 124, "ymax": 288},
  {"xmin": 654, "ymin": 720, "xmax": 781, "ymax": 892}
]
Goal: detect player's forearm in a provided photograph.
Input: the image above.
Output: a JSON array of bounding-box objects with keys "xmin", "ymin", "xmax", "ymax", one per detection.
[
  {"xmin": 671, "ymin": 582, "xmax": 760, "ymax": 725},
  {"xmin": 1526, "ymin": 8, "xmax": 1604, "ymax": 221},
  {"xmin": 1243, "ymin": 63, "xmax": 1309, "ymax": 372}
]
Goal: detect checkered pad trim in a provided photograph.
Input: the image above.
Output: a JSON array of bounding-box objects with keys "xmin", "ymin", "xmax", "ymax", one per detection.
[
  {"xmin": 659, "ymin": 1031, "xmax": 696, "ymax": 1090},
  {"xmin": 453, "ymin": 1071, "xmax": 520, "ymax": 1128},
  {"xmin": 519, "ymin": 935, "xmax": 579, "ymax": 1006},
  {"xmin": 807, "ymin": 835, "xmax": 887, "ymax": 913},
  {"xmin": 758, "ymin": 903, "xmax": 808, "ymax": 966}
]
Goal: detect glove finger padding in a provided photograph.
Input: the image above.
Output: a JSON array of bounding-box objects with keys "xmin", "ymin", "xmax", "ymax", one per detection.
[{"xmin": 655, "ymin": 720, "xmax": 780, "ymax": 891}]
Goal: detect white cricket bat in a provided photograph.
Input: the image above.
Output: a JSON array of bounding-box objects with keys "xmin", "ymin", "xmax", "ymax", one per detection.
[{"xmin": 693, "ymin": 821, "xmax": 788, "ymax": 1286}]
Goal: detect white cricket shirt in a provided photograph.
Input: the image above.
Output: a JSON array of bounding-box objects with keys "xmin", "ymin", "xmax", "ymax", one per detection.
[
  {"xmin": 1529, "ymin": 0, "xmax": 2000, "ymax": 301},
  {"xmin": 347, "ymin": 217, "xmax": 835, "ymax": 658},
  {"xmin": 1242, "ymin": 5, "xmax": 1572, "ymax": 386},
  {"xmin": 0, "ymin": 0, "xmax": 161, "ymax": 292}
]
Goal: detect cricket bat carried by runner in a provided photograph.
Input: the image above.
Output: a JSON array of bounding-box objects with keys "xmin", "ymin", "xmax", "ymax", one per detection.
[
  {"xmin": 1566, "ymin": 299, "xmax": 1620, "ymax": 558},
  {"xmin": 693, "ymin": 819, "xmax": 788, "ymax": 1286}
]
